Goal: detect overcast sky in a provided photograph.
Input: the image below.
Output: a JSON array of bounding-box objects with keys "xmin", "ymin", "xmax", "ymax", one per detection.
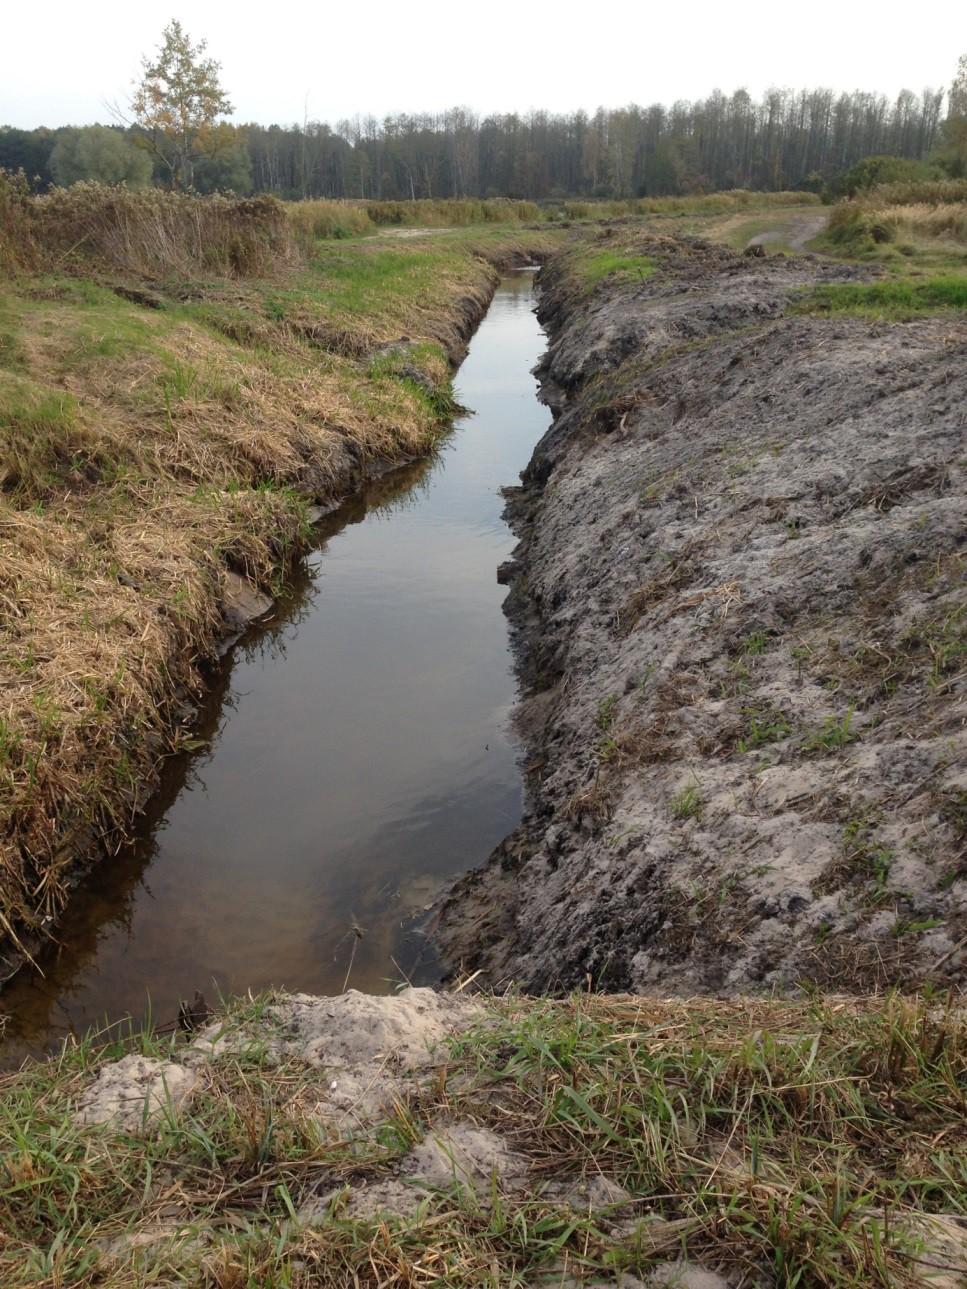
[{"xmin": 3, "ymin": 0, "xmax": 962, "ymax": 130}]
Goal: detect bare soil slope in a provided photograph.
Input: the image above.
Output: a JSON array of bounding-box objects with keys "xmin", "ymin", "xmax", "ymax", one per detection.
[{"xmin": 437, "ymin": 233, "xmax": 966, "ymax": 995}]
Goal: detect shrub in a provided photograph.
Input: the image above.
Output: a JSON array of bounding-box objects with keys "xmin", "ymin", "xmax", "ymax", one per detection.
[
  {"xmin": 825, "ymin": 201, "xmax": 895, "ymax": 254},
  {"xmin": 824, "ymin": 155, "xmax": 942, "ymax": 201},
  {"xmin": 287, "ymin": 199, "xmax": 374, "ymax": 242},
  {"xmin": 869, "ymin": 178, "xmax": 967, "ymax": 206},
  {"xmin": 10, "ymin": 183, "xmax": 295, "ymax": 278},
  {"xmin": 0, "ymin": 169, "xmax": 38, "ymax": 274}
]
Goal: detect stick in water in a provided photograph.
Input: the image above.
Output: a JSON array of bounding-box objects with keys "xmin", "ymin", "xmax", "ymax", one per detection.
[{"xmin": 342, "ymin": 921, "xmax": 365, "ymax": 992}]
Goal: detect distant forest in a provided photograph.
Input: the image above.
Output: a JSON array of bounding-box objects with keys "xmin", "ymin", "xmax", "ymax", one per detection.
[{"xmin": 1, "ymin": 87, "xmax": 951, "ymax": 201}]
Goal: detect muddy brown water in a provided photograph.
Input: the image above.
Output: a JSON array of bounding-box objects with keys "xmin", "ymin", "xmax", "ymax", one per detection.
[{"xmin": 1, "ymin": 272, "xmax": 550, "ymax": 1064}]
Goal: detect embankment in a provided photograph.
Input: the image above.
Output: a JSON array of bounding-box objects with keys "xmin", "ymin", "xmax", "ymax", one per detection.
[
  {"xmin": 0, "ymin": 178, "xmax": 556, "ymax": 979},
  {"xmin": 436, "ymin": 230, "xmax": 966, "ymax": 995},
  {"xmin": 2, "ymin": 987, "xmax": 964, "ymax": 1286}
]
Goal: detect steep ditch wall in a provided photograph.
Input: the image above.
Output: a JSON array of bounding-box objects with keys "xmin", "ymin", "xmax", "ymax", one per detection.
[{"xmin": 436, "ymin": 233, "xmax": 967, "ymax": 994}]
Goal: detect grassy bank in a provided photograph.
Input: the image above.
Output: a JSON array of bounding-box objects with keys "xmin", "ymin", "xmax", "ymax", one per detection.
[
  {"xmin": 580, "ymin": 248, "xmax": 657, "ymax": 285},
  {"xmin": 606, "ymin": 197, "xmax": 828, "ymax": 260},
  {"xmin": 0, "ymin": 178, "xmax": 560, "ymax": 973},
  {"xmin": 287, "ymin": 197, "xmax": 543, "ymax": 241},
  {"xmin": 623, "ymin": 179, "xmax": 966, "ymax": 291},
  {"xmin": 1, "ymin": 990, "xmax": 964, "ymax": 1286},
  {"xmin": 282, "ymin": 192, "xmax": 821, "ymax": 243},
  {"xmin": 794, "ymin": 187, "xmax": 967, "ymax": 316},
  {"xmin": 559, "ymin": 189, "xmax": 820, "ymax": 222},
  {"xmin": 656, "ymin": 178, "xmax": 967, "ymax": 316}
]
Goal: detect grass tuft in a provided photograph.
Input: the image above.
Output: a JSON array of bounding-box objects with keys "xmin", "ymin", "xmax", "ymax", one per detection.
[{"xmin": 670, "ymin": 785, "xmax": 703, "ymax": 819}]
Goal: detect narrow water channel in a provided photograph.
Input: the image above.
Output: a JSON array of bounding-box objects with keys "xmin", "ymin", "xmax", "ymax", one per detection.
[{"xmin": 1, "ymin": 271, "xmax": 550, "ymax": 1062}]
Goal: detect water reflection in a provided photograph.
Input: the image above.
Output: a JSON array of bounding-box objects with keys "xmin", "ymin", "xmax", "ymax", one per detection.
[{"xmin": 1, "ymin": 273, "xmax": 549, "ymax": 1063}]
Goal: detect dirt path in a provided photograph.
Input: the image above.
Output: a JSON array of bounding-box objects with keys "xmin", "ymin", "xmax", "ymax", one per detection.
[
  {"xmin": 435, "ymin": 233, "xmax": 966, "ymax": 996},
  {"xmin": 381, "ymin": 226, "xmax": 450, "ymax": 238},
  {"xmin": 746, "ymin": 209, "xmax": 829, "ymax": 251}
]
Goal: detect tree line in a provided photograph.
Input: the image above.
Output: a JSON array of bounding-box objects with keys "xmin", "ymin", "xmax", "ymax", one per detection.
[{"xmin": 2, "ymin": 24, "xmax": 963, "ymax": 202}]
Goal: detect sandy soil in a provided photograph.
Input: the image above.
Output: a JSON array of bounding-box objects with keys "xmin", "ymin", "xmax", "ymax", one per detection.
[{"xmin": 435, "ymin": 233, "xmax": 966, "ymax": 995}]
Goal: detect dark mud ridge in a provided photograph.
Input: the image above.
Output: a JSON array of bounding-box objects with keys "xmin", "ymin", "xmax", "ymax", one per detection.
[{"xmin": 436, "ymin": 234, "xmax": 967, "ymax": 995}]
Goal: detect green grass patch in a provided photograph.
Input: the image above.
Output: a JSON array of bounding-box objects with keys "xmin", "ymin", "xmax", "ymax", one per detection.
[
  {"xmin": 583, "ymin": 250, "xmax": 656, "ymax": 284},
  {"xmin": 736, "ymin": 706, "xmax": 792, "ymax": 752},
  {"xmin": 596, "ymin": 693, "xmax": 620, "ymax": 730},
  {"xmin": 268, "ymin": 226, "xmax": 560, "ymax": 346},
  {"xmin": 670, "ymin": 785, "xmax": 703, "ymax": 819},
  {"xmin": 367, "ymin": 342, "xmax": 458, "ymax": 419},
  {"xmin": 802, "ymin": 706, "xmax": 859, "ymax": 753},
  {"xmin": 0, "ymin": 376, "xmax": 119, "ymax": 498},
  {"xmin": 0, "ymin": 328, "xmax": 24, "ymax": 370},
  {"xmin": 310, "ymin": 246, "xmax": 436, "ymax": 310},
  {"xmin": 795, "ymin": 275, "xmax": 967, "ymax": 318},
  {"xmin": 281, "ymin": 233, "xmax": 497, "ymax": 336}
]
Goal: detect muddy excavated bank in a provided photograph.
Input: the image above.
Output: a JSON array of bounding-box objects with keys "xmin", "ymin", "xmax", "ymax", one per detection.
[{"xmin": 436, "ymin": 233, "xmax": 967, "ymax": 995}]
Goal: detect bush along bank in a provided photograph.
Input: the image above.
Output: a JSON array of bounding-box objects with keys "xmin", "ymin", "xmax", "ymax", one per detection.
[
  {"xmin": 435, "ymin": 228, "xmax": 966, "ymax": 997},
  {"xmin": 0, "ymin": 177, "xmax": 559, "ymax": 980}
]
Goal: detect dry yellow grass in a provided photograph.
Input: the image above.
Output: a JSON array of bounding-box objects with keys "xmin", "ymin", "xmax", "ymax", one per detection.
[
  {"xmin": 286, "ymin": 197, "xmax": 543, "ymax": 244},
  {"xmin": 874, "ymin": 201, "xmax": 967, "ymax": 244},
  {"xmin": 2, "ymin": 176, "xmax": 294, "ymax": 278}
]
